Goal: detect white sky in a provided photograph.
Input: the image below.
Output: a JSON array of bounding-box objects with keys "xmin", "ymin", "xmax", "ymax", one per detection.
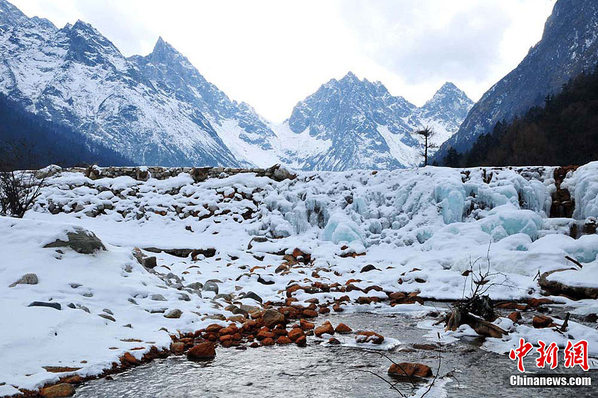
[{"xmin": 11, "ymin": 0, "xmax": 557, "ymax": 122}]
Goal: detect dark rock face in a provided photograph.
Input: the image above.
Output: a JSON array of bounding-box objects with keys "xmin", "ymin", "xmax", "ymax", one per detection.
[{"xmin": 437, "ymin": 0, "xmax": 598, "ymax": 159}]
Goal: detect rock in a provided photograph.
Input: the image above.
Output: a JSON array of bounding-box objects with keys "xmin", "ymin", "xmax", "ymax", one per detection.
[
  {"xmin": 388, "ymin": 363, "xmax": 432, "ymax": 378},
  {"xmin": 332, "ymin": 303, "xmax": 344, "ymax": 312},
  {"xmin": 164, "ymin": 309, "xmax": 182, "ymax": 319},
  {"xmin": 28, "ymin": 301, "xmax": 61, "ymax": 310},
  {"xmin": 300, "ymin": 319, "xmax": 315, "ymax": 330},
  {"xmin": 539, "ymin": 269, "xmax": 598, "ymax": 300},
  {"xmin": 295, "ymin": 335, "xmax": 307, "ymax": 347},
  {"xmin": 335, "ymin": 323, "xmax": 352, "ymax": 334},
  {"xmin": 262, "ymin": 309, "xmax": 285, "ymax": 328},
  {"xmin": 121, "ymin": 352, "xmax": 138, "ymax": 366},
  {"xmin": 9, "ymin": 273, "xmax": 39, "ymax": 287},
  {"xmin": 99, "ymin": 314, "xmax": 115, "ymax": 322},
  {"xmin": 187, "ymin": 342, "xmax": 216, "ymax": 361},
  {"xmin": 256, "ymin": 329, "xmax": 275, "ymax": 340},
  {"xmin": 314, "ymin": 321, "xmax": 334, "ymax": 337},
  {"xmin": 508, "ymin": 311, "xmax": 522, "ymax": 323},
  {"xmin": 360, "ymin": 264, "xmax": 377, "ymax": 273},
  {"xmin": 240, "ymin": 291, "xmax": 263, "ymax": 303},
  {"xmin": 44, "ymin": 228, "xmax": 105, "ymax": 254},
  {"xmin": 170, "ymin": 342, "xmax": 185, "ymax": 355},
  {"xmin": 276, "ymin": 336, "xmax": 292, "ymax": 345},
  {"xmin": 142, "ymin": 257, "xmax": 157, "ymax": 269},
  {"xmin": 355, "ymin": 331, "xmax": 384, "ymax": 344},
  {"xmin": 261, "ymin": 337, "xmax": 275, "ymax": 346},
  {"xmin": 328, "ymin": 337, "xmax": 341, "ymax": 345},
  {"xmin": 150, "ymin": 294, "xmax": 167, "ymax": 301},
  {"xmin": 302, "ymin": 309, "xmax": 318, "ymax": 318},
  {"xmin": 287, "ymin": 328, "xmax": 305, "ymax": 342},
  {"xmin": 203, "ymin": 281, "xmax": 219, "ymax": 295},
  {"xmin": 388, "ymin": 292, "xmax": 406, "ymax": 301},
  {"xmin": 527, "ymin": 298, "xmax": 554, "ymax": 308},
  {"xmin": 186, "ymin": 282, "xmax": 203, "ymax": 291},
  {"xmin": 40, "ymin": 383, "xmax": 75, "ymax": 397},
  {"xmin": 532, "ymin": 315, "xmax": 553, "ymax": 328},
  {"xmin": 412, "ymin": 343, "xmax": 439, "ymax": 350}
]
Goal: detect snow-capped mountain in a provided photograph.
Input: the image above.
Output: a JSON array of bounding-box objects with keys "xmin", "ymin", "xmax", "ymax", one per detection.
[
  {"xmin": 0, "ymin": 0, "xmax": 472, "ymax": 170},
  {"xmin": 276, "ymin": 73, "xmax": 473, "ymax": 170},
  {"xmin": 0, "ymin": 0, "xmax": 263, "ymax": 167},
  {"xmin": 436, "ymin": 0, "xmax": 598, "ymax": 160}
]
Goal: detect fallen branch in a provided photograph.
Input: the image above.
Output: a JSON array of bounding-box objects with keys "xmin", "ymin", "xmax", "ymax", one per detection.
[{"xmin": 565, "ymin": 256, "xmax": 583, "ymax": 269}]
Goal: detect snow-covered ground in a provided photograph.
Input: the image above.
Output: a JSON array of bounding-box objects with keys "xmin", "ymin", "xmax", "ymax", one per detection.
[{"xmin": 1, "ymin": 162, "xmax": 598, "ymax": 396}]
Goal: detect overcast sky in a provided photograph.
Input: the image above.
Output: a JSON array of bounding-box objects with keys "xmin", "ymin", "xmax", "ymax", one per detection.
[{"xmin": 12, "ymin": 0, "xmax": 556, "ymax": 122}]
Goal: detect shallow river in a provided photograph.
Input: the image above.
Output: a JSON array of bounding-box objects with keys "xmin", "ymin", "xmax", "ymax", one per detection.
[{"xmin": 75, "ymin": 312, "xmax": 596, "ymax": 397}]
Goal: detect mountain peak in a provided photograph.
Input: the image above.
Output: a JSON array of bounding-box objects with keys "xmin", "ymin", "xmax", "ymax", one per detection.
[{"xmin": 0, "ymin": 0, "xmax": 28, "ymax": 27}]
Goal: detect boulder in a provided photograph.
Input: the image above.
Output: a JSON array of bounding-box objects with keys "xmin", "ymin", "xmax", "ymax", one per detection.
[
  {"xmin": 355, "ymin": 331, "xmax": 384, "ymax": 344},
  {"xmin": 40, "ymin": 383, "xmax": 75, "ymax": 397},
  {"xmin": 360, "ymin": 264, "xmax": 377, "ymax": 273},
  {"xmin": 335, "ymin": 323, "xmax": 352, "ymax": 334},
  {"xmin": 187, "ymin": 342, "xmax": 216, "ymax": 361},
  {"xmin": 532, "ymin": 315, "xmax": 553, "ymax": 328},
  {"xmin": 508, "ymin": 311, "xmax": 522, "ymax": 323},
  {"xmin": 287, "ymin": 328, "xmax": 305, "ymax": 342},
  {"xmin": 262, "ymin": 309, "xmax": 285, "ymax": 328},
  {"xmin": 170, "ymin": 342, "xmax": 185, "ymax": 355},
  {"xmin": 314, "ymin": 321, "xmax": 334, "ymax": 337},
  {"xmin": 9, "ymin": 273, "xmax": 39, "ymax": 287},
  {"xmin": 28, "ymin": 301, "xmax": 61, "ymax": 310},
  {"xmin": 44, "ymin": 228, "xmax": 105, "ymax": 254},
  {"xmin": 203, "ymin": 281, "xmax": 219, "ymax": 295},
  {"xmin": 164, "ymin": 309, "xmax": 182, "ymax": 319},
  {"xmin": 388, "ymin": 363, "xmax": 432, "ymax": 378}
]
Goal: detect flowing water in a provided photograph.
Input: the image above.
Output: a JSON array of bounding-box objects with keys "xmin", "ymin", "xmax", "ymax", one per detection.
[{"xmin": 75, "ymin": 311, "xmax": 596, "ymax": 397}]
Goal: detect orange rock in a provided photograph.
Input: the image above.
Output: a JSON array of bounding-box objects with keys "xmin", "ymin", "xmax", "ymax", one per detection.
[
  {"xmin": 292, "ymin": 248, "xmax": 305, "ymax": 258},
  {"xmin": 319, "ymin": 307, "xmax": 331, "ymax": 314},
  {"xmin": 337, "ymin": 295, "xmax": 351, "ymax": 302},
  {"xmin": 187, "ymin": 342, "xmax": 216, "ymax": 361},
  {"xmin": 527, "ymin": 298, "xmax": 554, "ymax": 308},
  {"xmin": 388, "ymin": 292, "xmax": 406, "ymax": 301},
  {"xmin": 205, "ymin": 324, "xmax": 224, "ymax": 333},
  {"xmin": 261, "ymin": 337, "xmax": 275, "ymax": 346},
  {"xmin": 277, "ymin": 336, "xmax": 292, "ymax": 345},
  {"xmin": 314, "ymin": 321, "xmax": 335, "ymax": 337},
  {"xmin": 295, "ymin": 335, "xmax": 307, "ymax": 347},
  {"xmin": 40, "ymin": 383, "xmax": 75, "ymax": 398},
  {"xmin": 388, "ymin": 363, "xmax": 432, "ymax": 378},
  {"xmin": 335, "ymin": 323, "xmax": 352, "ymax": 334},
  {"xmin": 300, "ymin": 319, "xmax": 315, "ymax": 330},
  {"xmin": 286, "ymin": 285, "xmax": 303, "ymax": 297},
  {"xmin": 302, "ymin": 309, "xmax": 318, "ymax": 318},
  {"xmin": 328, "ymin": 337, "xmax": 341, "ymax": 345},
  {"xmin": 219, "ymin": 334, "xmax": 233, "ymax": 343},
  {"xmin": 121, "ymin": 352, "xmax": 138, "ymax": 366},
  {"xmin": 256, "ymin": 329, "xmax": 275, "ymax": 340},
  {"xmin": 507, "ymin": 311, "xmax": 522, "ymax": 323},
  {"xmin": 170, "ymin": 342, "xmax": 185, "ymax": 355},
  {"xmin": 332, "ymin": 303, "xmax": 344, "ymax": 312},
  {"xmin": 355, "ymin": 331, "xmax": 384, "ymax": 344},
  {"xmin": 250, "ymin": 342, "xmax": 260, "ymax": 348},
  {"xmin": 532, "ymin": 315, "xmax": 553, "ymax": 328},
  {"xmin": 288, "ymin": 328, "xmax": 305, "ymax": 342}
]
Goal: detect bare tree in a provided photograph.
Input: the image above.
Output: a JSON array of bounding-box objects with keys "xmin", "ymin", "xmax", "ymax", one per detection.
[
  {"xmin": 0, "ymin": 143, "xmax": 45, "ymax": 218},
  {"xmin": 415, "ymin": 126, "xmax": 436, "ymax": 166}
]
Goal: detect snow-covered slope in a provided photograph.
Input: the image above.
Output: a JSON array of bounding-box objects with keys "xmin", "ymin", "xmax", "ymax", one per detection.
[
  {"xmin": 276, "ymin": 73, "xmax": 473, "ymax": 170},
  {"xmin": 436, "ymin": 0, "xmax": 598, "ymax": 160},
  {"xmin": 2, "ymin": 162, "xmax": 598, "ymax": 394}
]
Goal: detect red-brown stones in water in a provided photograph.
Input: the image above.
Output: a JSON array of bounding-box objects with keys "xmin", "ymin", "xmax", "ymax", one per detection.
[
  {"xmin": 120, "ymin": 352, "xmax": 138, "ymax": 366},
  {"xmin": 508, "ymin": 311, "xmax": 522, "ymax": 323},
  {"xmin": 187, "ymin": 342, "xmax": 216, "ymax": 361},
  {"xmin": 256, "ymin": 328, "xmax": 276, "ymax": 340},
  {"xmin": 319, "ymin": 306, "xmax": 331, "ymax": 314},
  {"xmin": 355, "ymin": 331, "xmax": 384, "ymax": 344},
  {"xmin": 277, "ymin": 336, "xmax": 292, "ymax": 345},
  {"xmin": 250, "ymin": 342, "xmax": 260, "ymax": 348},
  {"xmin": 272, "ymin": 326, "xmax": 288, "ymax": 336},
  {"xmin": 170, "ymin": 342, "xmax": 185, "ymax": 355},
  {"xmin": 261, "ymin": 337, "xmax": 275, "ymax": 346},
  {"xmin": 219, "ymin": 334, "xmax": 233, "ymax": 343},
  {"xmin": 300, "ymin": 319, "xmax": 315, "ymax": 330},
  {"xmin": 314, "ymin": 321, "xmax": 335, "ymax": 337},
  {"xmin": 302, "ymin": 309, "xmax": 318, "ymax": 318},
  {"xmin": 357, "ymin": 296, "xmax": 381, "ymax": 305},
  {"xmin": 388, "ymin": 363, "xmax": 432, "ymax": 378},
  {"xmin": 296, "ymin": 335, "xmax": 307, "ymax": 347},
  {"xmin": 335, "ymin": 323, "xmax": 352, "ymax": 334},
  {"xmin": 205, "ymin": 324, "xmax": 224, "ymax": 333},
  {"xmin": 388, "ymin": 292, "xmax": 406, "ymax": 301},
  {"xmin": 288, "ymin": 328, "xmax": 305, "ymax": 342},
  {"xmin": 286, "ymin": 285, "xmax": 303, "ymax": 297},
  {"xmin": 40, "ymin": 383, "xmax": 76, "ymax": 398},
  {"xmin": 346, "ymin": 283, "xmax": 363, "ymax": 292},
  {"xmin": 328, "ymin": 337, "xmax": 341, "ymax": 345},
  {"xmin": 532, "ymin": 315, "xmax": 554, "ymax": 328},
  {"xmin": 496, "ymin": 302, "xmax": 527, "ymax": 311},
  {"xmin": 526, "ymin": 298, "xmax": 554, "ymax": 308},
  {"xmin": 338, "ymin": 295, "xmax": 350, "ymax": 302}
]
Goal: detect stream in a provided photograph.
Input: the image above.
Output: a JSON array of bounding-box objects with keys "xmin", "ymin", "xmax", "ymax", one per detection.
[{"xmin": 74, "ymin": 311, "xmax": 596, "ymax": 397}]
